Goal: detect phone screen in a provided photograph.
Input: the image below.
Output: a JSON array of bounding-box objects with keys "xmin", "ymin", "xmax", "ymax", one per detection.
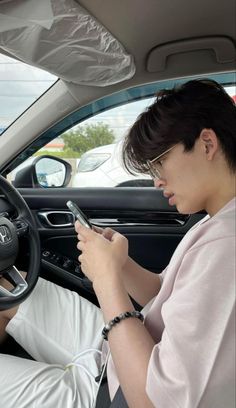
[{"xmin": 66, "ymin": 200, "xmax": 92, "ymax": 229}]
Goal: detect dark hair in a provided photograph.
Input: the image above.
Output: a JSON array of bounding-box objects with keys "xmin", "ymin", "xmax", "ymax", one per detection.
[{"xmin": 122, "ymin": 79, "xmax": 236, "ymax": 173}]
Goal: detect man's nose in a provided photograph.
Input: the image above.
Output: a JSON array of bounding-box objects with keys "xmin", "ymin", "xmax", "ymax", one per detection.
[{"xmin": 154, "ymin": 178, "xmax": 166, "ymax": 188}]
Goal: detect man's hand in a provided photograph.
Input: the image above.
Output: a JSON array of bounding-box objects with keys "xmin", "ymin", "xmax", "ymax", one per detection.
[{"xmin": 75, "ymin": 222, "xmax": 128, "ymax": 285}]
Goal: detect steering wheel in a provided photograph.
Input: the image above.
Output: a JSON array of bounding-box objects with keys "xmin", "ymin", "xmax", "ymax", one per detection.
[{"xmin": 0, "ymin": 175, "xmax": 40, "ymax": 310}]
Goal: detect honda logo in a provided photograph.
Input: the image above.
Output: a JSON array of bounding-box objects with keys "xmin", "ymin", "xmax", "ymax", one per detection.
[{"xmin": 0, "ymin": 225, "xmax": 12, "ymax": 244}]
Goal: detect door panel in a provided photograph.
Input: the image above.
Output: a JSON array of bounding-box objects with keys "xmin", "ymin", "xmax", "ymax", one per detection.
[{"xmin": 1, "ymin": 187, "xmax": 205, "ymax": 304}]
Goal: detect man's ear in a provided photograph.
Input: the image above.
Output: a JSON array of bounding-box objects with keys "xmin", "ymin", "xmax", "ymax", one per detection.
[{"xmin": 199, "ymin": 128, "xmax": 218, "ymax": 159}]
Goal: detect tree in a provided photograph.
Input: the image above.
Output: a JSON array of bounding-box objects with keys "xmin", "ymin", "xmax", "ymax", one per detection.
[{"xmin": 62, "ymin": 122, "xmax": 115, "ymax": 156}]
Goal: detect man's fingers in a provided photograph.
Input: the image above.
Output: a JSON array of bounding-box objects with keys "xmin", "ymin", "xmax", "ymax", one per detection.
[
  {"xmin": 92, "ymin": 226, "xmax": 103, "ymax": 234},
  {"xmin": 110, "ymin": 230, "xmax": 121, "ymax": 241},
  {"xmin": 75, "ymin": 222, "xmax": 97, "ymax": 239},
  {"xmin": 103, "ymin": 227, "xmax": 115, "ymax": 240},
  {"xmin": 77, "ymin": 241, "xmax": 85, "ymax": 251}
]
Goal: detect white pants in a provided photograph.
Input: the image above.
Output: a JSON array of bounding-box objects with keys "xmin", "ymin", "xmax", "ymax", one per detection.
[{"xmin": 0, "ymin": 278, "xmax": 105, "ymax": 408}]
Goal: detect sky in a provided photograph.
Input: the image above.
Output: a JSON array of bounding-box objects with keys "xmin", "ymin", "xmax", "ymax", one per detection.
[
  {"xmin": 79, "ymin": 98, "xmax": 155, "ymax": 142},
  {"xmin": 0, "ymin": 53, "xmax": 153, "ymax": 139},
  {"xmin": 0, "ymin": 54, "xmax": 56, "ymax": 132},
  {"xmin": 0, "ymin": 53, "xmax": 235, "ymax": 140}
]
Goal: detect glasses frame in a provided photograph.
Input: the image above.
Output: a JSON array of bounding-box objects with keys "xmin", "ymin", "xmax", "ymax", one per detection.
[{"xmin": 146, "ymin": 144, "xmax": 178, "ymax": 179}]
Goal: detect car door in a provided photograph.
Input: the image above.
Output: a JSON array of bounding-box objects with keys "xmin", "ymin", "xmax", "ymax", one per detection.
[{"xmin": 12, "ymin": 186, "xmax": 204, "ymax": 307}]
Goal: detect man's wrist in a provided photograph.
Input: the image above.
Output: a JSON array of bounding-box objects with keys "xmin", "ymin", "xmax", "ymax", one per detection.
[
  {"xmin": 93, "ymin": 273, "xmax": 135, "ymax": 325},
  {"xmin": 93, "ymin": 269, "xmax": 123, "ymax": 294}
]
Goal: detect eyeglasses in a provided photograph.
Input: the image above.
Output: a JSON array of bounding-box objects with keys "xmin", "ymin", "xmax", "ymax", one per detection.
[{"xmin": 146, "ymin": 144, "xmax": 177, "ymax": 179}]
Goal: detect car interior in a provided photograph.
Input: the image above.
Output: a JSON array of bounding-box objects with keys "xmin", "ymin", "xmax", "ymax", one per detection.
[{"xmin": 0, "ymin": 0, "xmax": 235, "ymax": 407}]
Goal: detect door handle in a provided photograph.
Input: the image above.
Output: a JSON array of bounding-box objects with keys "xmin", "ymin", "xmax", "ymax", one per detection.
[{"xmin": 38, "ymin": 211, "xmax": 75, "ymax": 228}]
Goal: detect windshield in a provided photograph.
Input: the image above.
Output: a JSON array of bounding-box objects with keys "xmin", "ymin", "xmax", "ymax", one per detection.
[{"xmin": 0, "ymin": 54, "xmax": 57, "ymax": 135}]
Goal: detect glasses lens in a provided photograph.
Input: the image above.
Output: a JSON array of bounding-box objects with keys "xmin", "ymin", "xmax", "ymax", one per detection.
[{"xmin": 147, "ymin": 144, "xmax": 177, "ymax": 179}]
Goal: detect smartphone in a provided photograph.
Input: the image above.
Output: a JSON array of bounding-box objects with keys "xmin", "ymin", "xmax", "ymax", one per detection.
[{"xmin": 66, "ymin": 200, "xmax": 92, "ymax": 229}]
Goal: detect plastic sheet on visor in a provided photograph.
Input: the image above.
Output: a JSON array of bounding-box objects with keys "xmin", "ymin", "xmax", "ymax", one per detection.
[{"xmin": 0, "ymin": 0, "xmax": 135, "ymax": 86}]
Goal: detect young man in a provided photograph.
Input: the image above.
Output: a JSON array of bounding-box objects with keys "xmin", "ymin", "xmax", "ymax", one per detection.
[{"xmin": 0, "ymin": 79, "xmax": 235, "ymax": 408}]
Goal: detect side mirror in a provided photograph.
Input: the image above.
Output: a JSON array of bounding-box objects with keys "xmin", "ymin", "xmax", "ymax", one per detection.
[{"xmin": 13, "ymin": 156, "xmax": 72, "ymax": 188}]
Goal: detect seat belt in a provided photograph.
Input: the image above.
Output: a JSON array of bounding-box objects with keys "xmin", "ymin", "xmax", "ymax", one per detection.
[
  {"xmin": 95, "ymin": 382, "xmax": 128, "ymax": 408},
  {"xmin": 109, "ymin": 387, "xmax": 129, "ymax": 407},
  {"xmin": 94, "ymin": 357, "xmax": 129, "ymax": 408},
  {"xmin": 95, "ymin": 380, "xmax": 111, "ymax": 408}
]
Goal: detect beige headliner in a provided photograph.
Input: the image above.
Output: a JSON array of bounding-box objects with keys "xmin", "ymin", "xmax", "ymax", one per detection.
[{"xmin": 78, "ymin": 0, "xmax": 236, "ymax": 76}]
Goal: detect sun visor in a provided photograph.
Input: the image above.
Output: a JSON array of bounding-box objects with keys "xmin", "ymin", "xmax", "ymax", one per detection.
[{"xmin": 0, "ymin": 0, "xmax": 135, "ymax": 86}]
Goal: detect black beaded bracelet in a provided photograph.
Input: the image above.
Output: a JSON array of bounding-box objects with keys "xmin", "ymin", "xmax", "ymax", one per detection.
[{"xmin": 102, "ymin": 310, "xmax": 144, "ymax": 340}]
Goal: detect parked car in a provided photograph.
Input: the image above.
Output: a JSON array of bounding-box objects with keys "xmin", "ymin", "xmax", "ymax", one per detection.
[{"xmin": 72, "ymin": 142, "xmax": 153, "ymax": 187}]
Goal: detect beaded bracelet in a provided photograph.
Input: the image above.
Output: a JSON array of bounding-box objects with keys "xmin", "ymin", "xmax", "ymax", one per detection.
[{"xmin": 102, "ymin": 310, "xmax": 144, "ymax": 340}]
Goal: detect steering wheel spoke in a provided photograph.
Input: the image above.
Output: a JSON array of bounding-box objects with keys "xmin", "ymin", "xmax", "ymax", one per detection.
[
  {"xmin": 13, "ymin": 218, "xmax": 29, "ymax": 237},
  {"xmin": 0, "ymin": 266, "xmax": 28, "ymax": 298}
]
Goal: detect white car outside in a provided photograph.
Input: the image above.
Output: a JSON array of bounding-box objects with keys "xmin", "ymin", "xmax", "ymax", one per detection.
[{"xmin": 71, "ymin": 142, "xmax": 152, "ymax": 187}]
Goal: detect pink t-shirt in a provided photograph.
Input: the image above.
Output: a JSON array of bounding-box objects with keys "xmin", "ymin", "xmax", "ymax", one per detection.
[{"xmin": 107, "ymin": 198, "xmax": 236, "ymax": 407}]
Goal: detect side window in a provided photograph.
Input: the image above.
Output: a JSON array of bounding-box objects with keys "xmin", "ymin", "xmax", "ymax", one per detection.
[
  {"xmin": 9, "ymin": 83, "xmax": 234, "ymax": 188},
  {"xmin": 10, "ymin": 98, "xmax": 155, "ymax": 188},
  {"xmin": 62, "ymin": 100, "xmax": 154, "ymax": 188}
]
